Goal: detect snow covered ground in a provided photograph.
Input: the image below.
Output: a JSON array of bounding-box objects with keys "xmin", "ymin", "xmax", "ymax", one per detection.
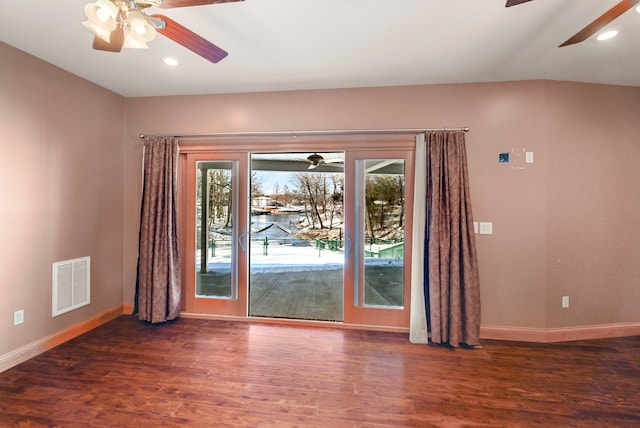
[{"xmin": 196, "ymin": 241, "xmax": 403, "ymax": 273}]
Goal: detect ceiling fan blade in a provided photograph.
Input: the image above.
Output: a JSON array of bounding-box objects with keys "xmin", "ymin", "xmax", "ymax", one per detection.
[
  {"xmin": 92, "ymin": 27, "xmax": 124, "ymax": 52},
  {"xmin": 158, "ymin": 0, "xmax": 244, "ymax": 8},
  {"xmin": 559, "ymin": 0, "xmax": 640, "ymax": 47},
  {"xmin": 323, "ymin": 158, "xmax": 344, "ymax": 164},
  {"xmin": 505, "ymin": 0, "xmax": 533, "ymax": 7},
  {"xmin": 152, "ymin": 14, "xmax": 228, "ymax": 63}
]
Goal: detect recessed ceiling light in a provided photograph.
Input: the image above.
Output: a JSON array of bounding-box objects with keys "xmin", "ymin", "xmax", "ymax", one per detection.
[
  {"xmin": 163, "ymin": 57, "xmax": 179, "ymax": 66},
  {"xmin": 636, "ymin": 5, "xmax": 640, "ymax": 13},
  {"xmin": 596, "ymin": 30, "xmax": 619, "ymax": 41}
]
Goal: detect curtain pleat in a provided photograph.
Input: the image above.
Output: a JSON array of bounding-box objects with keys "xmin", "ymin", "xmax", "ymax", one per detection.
[
  {"xmin": 411, "ymin": 131, "xmax": 481, "ymax": 347},
  {"xmin": 134, "ymin": 137, "xmax": 181, "ymax": 323}
]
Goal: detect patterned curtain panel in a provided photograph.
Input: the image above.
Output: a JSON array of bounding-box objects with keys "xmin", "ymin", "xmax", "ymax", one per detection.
[
  {"xmin": 425, "ymin": 131, "xmax": 481, "ymax": 347},
  {"xmin": 134, "ymin": 137, "xmax": 182, "ymax": 323}
]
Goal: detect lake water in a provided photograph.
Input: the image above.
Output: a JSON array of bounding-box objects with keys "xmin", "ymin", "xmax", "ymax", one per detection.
[{"xmin": 250, "ymin": 214, "xmax": 304, "ymax": 241}]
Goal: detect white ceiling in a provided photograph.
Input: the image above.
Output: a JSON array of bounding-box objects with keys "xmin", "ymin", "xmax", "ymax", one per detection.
[{"xmin": 1, "ymin": 0, "xmax": 638, "ymax": 97}]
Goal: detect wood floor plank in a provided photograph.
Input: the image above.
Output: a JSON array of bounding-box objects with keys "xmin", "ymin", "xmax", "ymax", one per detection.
[{"xmin": 0, "ymin": 315, "xmax": 638, "ymax": 427}]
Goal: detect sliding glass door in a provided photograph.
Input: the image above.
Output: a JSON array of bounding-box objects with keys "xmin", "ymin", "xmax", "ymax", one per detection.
[
  {"xmin": 344, "ymin": 150, "xmax": 413, "ymax": 327},
  {"xmin": 249, "ymin": 153, "xmax": 345, "ymax": 321},
  {"xmin": 195, "ymin": 160, "xmax": 234, "ymax": 298},
  {"xmin": 359, "ymin": 159, "xmax": 406, "ymax": 306},
  {"xmin": 181, "ymin": 140, "xmax": 413, "ymax": 328},
  {"xmin": 183, "ymin": 152, "xmax": 248, "ymax": 316}
]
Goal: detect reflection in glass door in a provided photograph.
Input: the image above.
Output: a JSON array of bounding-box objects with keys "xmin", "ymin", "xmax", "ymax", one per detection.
[{"xmin": 249, "ymin": 152, "xmax": 345, "ymax": 321}]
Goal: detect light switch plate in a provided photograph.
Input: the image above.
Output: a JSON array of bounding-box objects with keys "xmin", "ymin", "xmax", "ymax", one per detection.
[
  {"xmin": 479, "ymin": 222, "xmax": 493, "ymax": 235},
  {"xmin": 525, "ymin": 152, "xmax": 534, "ymax": 164}
]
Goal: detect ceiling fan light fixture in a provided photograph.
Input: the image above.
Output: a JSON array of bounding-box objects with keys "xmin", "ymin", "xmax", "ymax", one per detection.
[
  {"xmin": 126, "ymin": 10, "xmax": 157, "ymax": 43},
  {"xmin": 84, "ymin": 0, "xmax": 118, "ymax": 31},
  {"xmin": 82, "ymin": 20, "xmax": 113, "ymax": 42},
  {"xmin": 306, "ymin": 153, "xmax": 324, "ymax": 164},
  {"xmin": 137, "ymin": 0, "xmax": 163, "ymax": 6},
  {"xmin": 81, "ymin": 0, "xmax": 236, "ymax": 62},
  {"xmin": 123, "ymin": 25, "xmax": 150, "ymax": 49},
  {"xmin": 597, "ymin": 30, "xmax": 619, "ymax": 41}
]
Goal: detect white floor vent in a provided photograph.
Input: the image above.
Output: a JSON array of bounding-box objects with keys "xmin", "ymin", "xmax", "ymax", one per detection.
[{"xmin": 52, "ymin": 256, "xmax": 90, "ymax": 317}]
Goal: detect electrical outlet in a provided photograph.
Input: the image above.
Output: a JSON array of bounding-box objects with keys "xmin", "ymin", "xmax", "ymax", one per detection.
[
  {"xmin": 562, "ymin": 296, "xmax": 569, "ymax": 309},
  {"xmin": 14, "ymin": 309, "xmax": 24, "ymax": 325}
]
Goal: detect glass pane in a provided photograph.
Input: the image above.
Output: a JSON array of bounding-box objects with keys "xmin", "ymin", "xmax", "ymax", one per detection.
[
  {"xmin": 249, "ymin": 153, "xmax": 344, "ymax": 321},
  {"xmin": 196, "ymin": 161, "xmax": 234, "ymax": 298},
  {"xmin": 363, "ymin": 159, "xmax": 405, "ymax": 307}
]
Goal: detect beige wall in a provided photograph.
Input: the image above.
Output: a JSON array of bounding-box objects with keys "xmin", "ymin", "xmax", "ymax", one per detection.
[
  {"xmin": 0, "ymin": 42, "xmax": 125, "ymax": 356},
  {"xmin": 124, "ymin": 81, "xmax": 640, "ymax": 330},
  {"xmin": 544, "ymin": 83, "xmax": 640, "ymax": 327}
]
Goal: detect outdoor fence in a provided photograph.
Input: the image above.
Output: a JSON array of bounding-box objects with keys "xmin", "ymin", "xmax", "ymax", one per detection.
[
  {"xmin": 201, "ymin": 236, "xmax": 403, "ymax": 258},
  {"xmin": 315, "ymin": 239, "xmax": 344, "ymax": 252}
]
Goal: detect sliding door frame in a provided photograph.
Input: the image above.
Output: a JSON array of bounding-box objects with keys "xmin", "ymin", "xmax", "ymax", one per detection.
[
  {"xmin": 343, "ymin": 147, "xmax": 415, "ymax": 328},
  {"xmin": 181, "ymin": 150, "xmax": 249, "ymax": 316},
  {"xmin": 178, "ymin": 137, "xmax": 415, "ymax": 330}
]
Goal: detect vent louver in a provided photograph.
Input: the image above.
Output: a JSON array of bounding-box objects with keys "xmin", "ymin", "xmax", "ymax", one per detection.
[{"xmin": 52, "ymin": 256, "xmax": 90, "ymax": 317}]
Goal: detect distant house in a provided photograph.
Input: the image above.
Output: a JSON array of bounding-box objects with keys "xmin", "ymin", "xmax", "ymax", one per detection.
[{"xmin": 252, "ymin": 196, "xmax": 277, "ymax": 207}]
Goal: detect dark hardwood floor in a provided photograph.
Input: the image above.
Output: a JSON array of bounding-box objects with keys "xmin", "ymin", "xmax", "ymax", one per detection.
[{"xmin": 0, "ymin": 316, "xmax": 638, "ymax": 427}]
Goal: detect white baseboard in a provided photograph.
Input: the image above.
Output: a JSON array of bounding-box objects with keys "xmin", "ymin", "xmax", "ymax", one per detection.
[
  {"xmin": 0, "ymin": 305, "xmax": 128, "ymax": 373},
  {"xmin": 481, "ymin": 322, "xmax": 640, "ymax": 343}
]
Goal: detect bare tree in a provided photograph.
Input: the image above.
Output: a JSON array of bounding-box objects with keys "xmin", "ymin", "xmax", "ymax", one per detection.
[
  {"xmin": 208, "ymin": 169, "xmax": 232, "ymax": 228},
  {"xmin": 282, "ymin": 184, "xmax": 290, "ymax": 206},
  {"xmin": 294, "ymin": 173, "xmax": 325, "ymax": 229},
  {"xmin": 365, "ymin": 174, "xmax": 403, "ymax": 237},
  {"xmin": 272, "ymin": 182, "xmax": 281, "ymax": 204},
  {"xmin": 251, "ymin": 171, "xmax": 263, "ymax": 196},
  {"xmin": 396, "ymin": 175, "xmax": 405, "ymax": 228},
  {"xmin": 327, "ymin": 174, "xmax": 344, "ymax": 229}
]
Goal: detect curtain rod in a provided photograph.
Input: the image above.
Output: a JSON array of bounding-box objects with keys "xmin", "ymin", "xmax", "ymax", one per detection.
[{"xmin": 138, "ymin": 127, "xmax": 469, "ymax": 139}]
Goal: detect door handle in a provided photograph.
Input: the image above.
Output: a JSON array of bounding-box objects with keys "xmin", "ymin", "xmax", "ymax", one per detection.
[
  {"xmin": 345, "ymin": 233, "xmax": 352, "ymax": 257},
  {"xmin": 239, "ymin": 227, "xmax": 247, "ymax": 253}
]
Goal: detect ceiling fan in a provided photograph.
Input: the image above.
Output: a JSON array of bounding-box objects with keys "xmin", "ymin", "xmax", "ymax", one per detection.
[
  {"xmin": 82, "ymin": 0, "xmax": 243, "ymax": 63},
  {"xmin": 506, "ymin": 0, "xmax": 640, "ymax": 47},
  {"xmin": 305, "ymin": 153, "xmax": 344, "ymax": 170}
]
